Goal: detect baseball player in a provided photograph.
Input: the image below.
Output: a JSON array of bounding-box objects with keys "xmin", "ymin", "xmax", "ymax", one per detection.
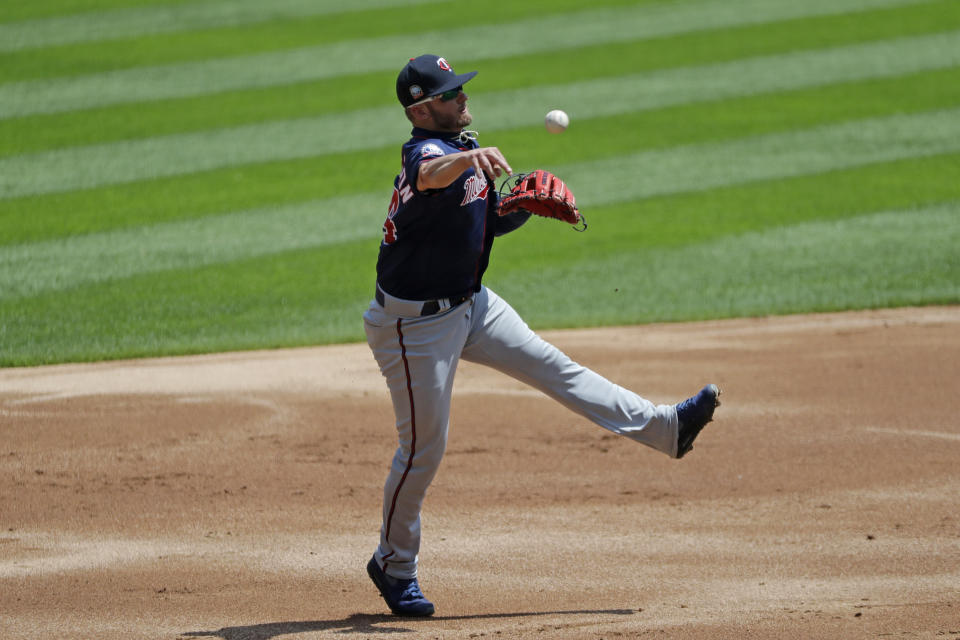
[{"xmin": 364, "ymin": 54, "xmax": 721, "ymax": 617}]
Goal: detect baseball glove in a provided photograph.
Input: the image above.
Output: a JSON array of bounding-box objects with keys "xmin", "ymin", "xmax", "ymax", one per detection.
[{"xmin": 498, "ymin": 170, "xmax": 586, "ymax": 231}]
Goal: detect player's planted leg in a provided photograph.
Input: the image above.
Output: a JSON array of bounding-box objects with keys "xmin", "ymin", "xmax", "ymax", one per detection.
[{"xmin": 367, "ymin": 556, "xmax": 435, "ymax": 616}]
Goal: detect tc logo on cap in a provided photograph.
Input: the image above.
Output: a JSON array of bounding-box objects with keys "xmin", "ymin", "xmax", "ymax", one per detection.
[{"xmin": 436, "ymin": 57, "xmax": 452, "ymax": 72}]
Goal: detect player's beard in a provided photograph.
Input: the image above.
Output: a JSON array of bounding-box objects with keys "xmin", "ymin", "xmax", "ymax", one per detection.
[{"xmin": 427, "ymin": 102, "xmax": 472, "ymax": 132}]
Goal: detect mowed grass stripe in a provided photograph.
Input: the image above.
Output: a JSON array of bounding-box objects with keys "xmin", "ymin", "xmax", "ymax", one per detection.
[
  {"xmin": 0, "ymin": 237, "xmax": 380, "ymax": 366},
  {"xmin": 2, "ymin": 199, "xmax": 956, "ymax": 366},
  {"xmin": 476, "ymin": 29, "xmax": 960, "ymax": 128},
  {"xmin": 0, "ymin": 0, "xmax": 454, "ymax": 52},
  {"xmin": 564, "ymin": 108, "xmax": 960, "ymax": 207},
  {"xmin": 489, "ymin": 153, "xmax": 960, "ymax": 268},
  {"xmin": 0, "ymin": 194, "xmax": 387, "ymax": 300},
  {"xmin": 0, "ymin": 0, "xmax": 197, "ymax": 24},
  {"xmin": 4, "ymin": 0, "xmax": 956, "ymax": 157},
  {"xmin": 0, "ymin": 0, "xmax": 646, "ymax": 82},
  {"xmin": 4, "ymin": 30, "xmax": 958, "ymax": 200},
  {"xmin": 498, "ymin": 203, "xmax": 960, "ymax": 328},
  {"xmin": 4, "ymin": 64, "xmax": 960, "ymax": 246},
  {"xmin": 0, "ymin": 0, "xmax": 930, "ymax": 118},
  {"xmin": 5, "ymin": 107, "xmax": 960, "ymax": 299}
]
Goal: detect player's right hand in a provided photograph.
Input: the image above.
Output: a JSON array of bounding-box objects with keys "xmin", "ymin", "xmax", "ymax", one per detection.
[{"xmin": 465, "ymin": 147, "xmax": 512, "ymax": 179}]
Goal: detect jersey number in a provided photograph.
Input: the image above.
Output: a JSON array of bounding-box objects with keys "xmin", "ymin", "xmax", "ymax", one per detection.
[{"xmin": 383, "ymin": 166, "xmax": 413, "ymax": 245}]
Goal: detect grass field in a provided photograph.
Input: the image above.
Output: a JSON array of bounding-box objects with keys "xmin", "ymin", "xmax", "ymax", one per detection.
[{"xmin": 1, "ymin": 0, "xmax": 959, "ymax": 366}]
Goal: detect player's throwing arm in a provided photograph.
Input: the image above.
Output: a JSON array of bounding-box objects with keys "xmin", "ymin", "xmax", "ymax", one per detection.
[{"xmin": 418, "ymin": 147, "xmax": 512, "ymax": 190}]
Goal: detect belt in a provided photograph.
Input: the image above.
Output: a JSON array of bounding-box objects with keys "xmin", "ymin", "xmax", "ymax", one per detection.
[{"xmin": 375, "ymin": 284, "xmax": 473, "ymax": 317}]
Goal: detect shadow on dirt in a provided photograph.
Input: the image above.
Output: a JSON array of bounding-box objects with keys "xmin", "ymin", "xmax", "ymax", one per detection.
[{"xmin": 183, "ymin": 608, "xmax": 637, "ymax": 638}]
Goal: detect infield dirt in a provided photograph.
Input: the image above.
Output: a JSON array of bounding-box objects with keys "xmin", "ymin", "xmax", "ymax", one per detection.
[{"xmin": 2, "ymin": 306, "xmax": 958, "ymax": 639}]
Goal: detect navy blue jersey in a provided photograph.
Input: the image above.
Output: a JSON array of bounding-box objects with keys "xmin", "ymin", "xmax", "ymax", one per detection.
[{"xmin": 376, "ymin": 127, "xmax": 528, "ymax": 301}]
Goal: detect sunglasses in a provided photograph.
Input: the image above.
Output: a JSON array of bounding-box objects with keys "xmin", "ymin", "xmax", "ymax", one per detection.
[
  {"xmin": 409, "ymin": 85, "xmax": 463, "ymax": 107},
  {"xmin": 436, "ymin": 85, "xmax": 463, "ymax": 101}
]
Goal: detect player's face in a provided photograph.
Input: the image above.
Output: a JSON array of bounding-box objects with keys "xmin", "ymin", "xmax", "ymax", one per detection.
[{"xmin": 425, "ymin": 89, "xmax": 472, "ymax": 132}]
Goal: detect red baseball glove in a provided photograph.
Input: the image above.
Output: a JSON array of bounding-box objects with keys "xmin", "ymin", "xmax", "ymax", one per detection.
[{"xmin": 498, "ymin": 170, "xmax": 586, "ymax": 230}]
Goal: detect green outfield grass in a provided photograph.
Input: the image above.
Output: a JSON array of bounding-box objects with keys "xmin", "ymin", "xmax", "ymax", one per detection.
[{"xmin": 1, "ymin": 0, "xmax": 959, "ymax": 366}]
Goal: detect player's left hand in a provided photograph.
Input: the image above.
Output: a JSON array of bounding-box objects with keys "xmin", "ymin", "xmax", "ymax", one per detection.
[{"xmin": 498, "ymin": 169, "xmax": 586, "ymax": 230}]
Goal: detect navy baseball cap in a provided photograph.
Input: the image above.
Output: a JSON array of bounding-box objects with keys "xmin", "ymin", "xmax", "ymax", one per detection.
[{"xmin": 396, "ymin": 54, "xmax": 477, "ymax": 107}]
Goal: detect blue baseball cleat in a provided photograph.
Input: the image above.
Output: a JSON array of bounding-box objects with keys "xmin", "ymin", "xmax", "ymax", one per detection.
[
  {"xmin": 675, "ymin": 384, "xmax": 722, "ymax": 458},
  {"xmin": 367, "ymin": 556, "xmax": 435, "ymax": 617}
]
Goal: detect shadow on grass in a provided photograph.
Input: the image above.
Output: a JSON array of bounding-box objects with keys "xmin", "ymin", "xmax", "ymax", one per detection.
[{"xmin": 183, "ymin": 608, "xmax": 637, "ymax": 638}]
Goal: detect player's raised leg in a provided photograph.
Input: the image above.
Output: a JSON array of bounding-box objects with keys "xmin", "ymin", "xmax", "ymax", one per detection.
[{"xmin": 462, "ymin": 287, "xmax": 693, "ymax": 457}]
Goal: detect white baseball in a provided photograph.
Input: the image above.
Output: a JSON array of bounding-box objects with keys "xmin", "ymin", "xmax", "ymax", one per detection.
[{"xmin": 544, "ymin": 109, "xmax": 569, "ymax": 134}]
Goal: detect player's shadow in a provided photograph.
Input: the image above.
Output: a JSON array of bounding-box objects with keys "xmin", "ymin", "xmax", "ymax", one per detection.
[{"xmin": 184, "ymin": 608, "xmax": 636, "ymax": 639}]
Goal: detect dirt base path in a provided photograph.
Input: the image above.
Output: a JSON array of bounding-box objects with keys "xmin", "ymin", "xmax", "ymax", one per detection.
[{"xmin": 2, "ymin": 307, "xmax": 959, "ymax": 639}]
